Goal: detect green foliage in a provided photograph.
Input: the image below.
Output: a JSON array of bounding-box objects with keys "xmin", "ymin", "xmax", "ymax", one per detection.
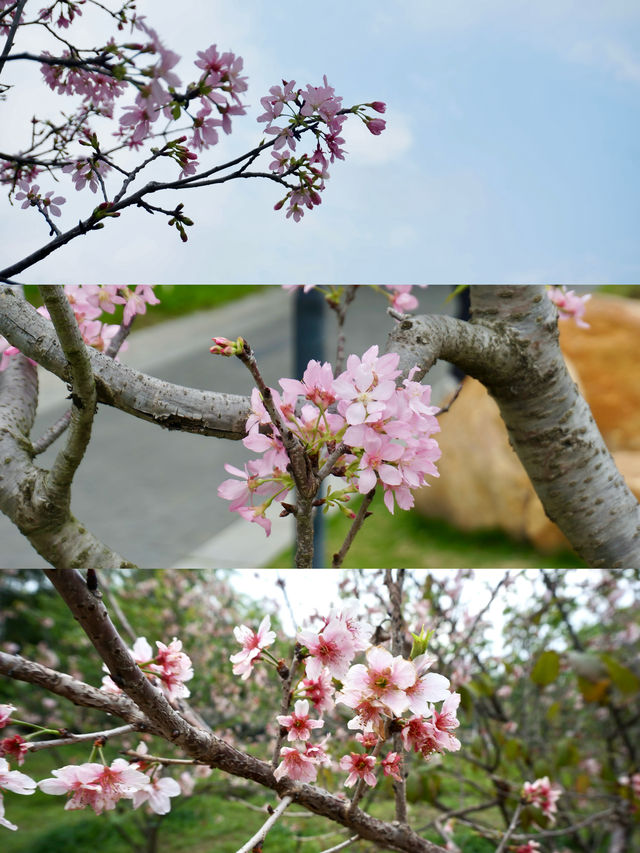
[{"xmin": 530, "ymin": 650, "xmax": 560, "ymax": 686}]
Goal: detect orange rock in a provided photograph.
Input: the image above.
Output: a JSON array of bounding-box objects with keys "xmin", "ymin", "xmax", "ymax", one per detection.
[{"xmin": 414, "ymin": 293, "xmax": 640, "ymax": 553}]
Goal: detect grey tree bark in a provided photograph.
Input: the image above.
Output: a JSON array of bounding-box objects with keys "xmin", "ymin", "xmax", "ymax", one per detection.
[{"xmin": 1, "ymin": 284, "xmax": 638, "ymax": 568}]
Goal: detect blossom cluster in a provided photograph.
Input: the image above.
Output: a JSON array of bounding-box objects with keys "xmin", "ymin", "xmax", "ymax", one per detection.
[
  {"xmin": 216, "ymin": 345, "xmax": 441, "ymax": 535},
  {"xmin": 3, "ymin": 3, "xmax": 385, "ymax": 230},
  {"xmin": 522, "ymin": 776, "xmax": 562, "ymax": 824},
  {"xmin": 259, "ymin": 78, "xmax": 386, "ymax": 221},
  {"xmin": 547, "ymin": 286, "xmax": 591, "ymax": 328},
  {"xmin": 0, "ymin": 285, "xmax": 159, "ymax": 372},
  {"xmin": 230, "ymin": 609, "xmax": 461, "ymax": 790},
  {"xmin": 101, "ymin": 636, "xmax": 193, "ymax": 702}
]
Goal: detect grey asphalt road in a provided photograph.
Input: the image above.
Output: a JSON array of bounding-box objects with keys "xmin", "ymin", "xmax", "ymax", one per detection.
[{"xmin": 0, "ymin": 286, "xmax": 458, "ymax": 568}]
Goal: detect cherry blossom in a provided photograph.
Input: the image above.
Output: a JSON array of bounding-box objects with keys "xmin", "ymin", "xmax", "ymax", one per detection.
[
  {"xmin": 132, "ymin": 776, "xmax": 182, "ymax": 815},
  {"xmin": 339, "ymin": 752, "xmax": 377, "ymax": 788},
  {"xmin": 0, "ymin": 736, "xmax": 28, "ymax": 767},
  {"xmin": 273, "ymin": 746, "xmax": 319, "ymax": 784},
  {"xmin": 38, "ymin": 759, "xmax": 149, "ymax": 814},
  {"xmin": 276, "ymin": 699, "xmax": 324, "ymax": 742},
  {"xmin": 547, "ymin": 286, "xmax": 591, "ymax": 329},
  {"xmin": 230, "ymin": 615, "xmax": 276, "ymax": 680},
  {"xmin": 0, "ymin": 757, "xmax": 36, "ymax": 830},
  {"xmin": 297, "ymin": 618, "xmax": 357, "ymax": 681},
  {"xmin": 522, "ymin": 776, "xmax": 562, "ymax": 824},
  {"xmin": 338, "ymin": 646, "xmax": 417, "ymax": 717},
  {"xmin": 381, "ymin": 752, "xmax": 403, "ymax": 782},
  {"xmin": 0, "ymin": 707, "xmax": 15, "ymax": 729}
]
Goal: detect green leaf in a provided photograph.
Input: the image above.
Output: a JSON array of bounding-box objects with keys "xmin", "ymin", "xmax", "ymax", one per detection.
[
  {"xmin": 530, "ymin": 650, "xmax": 560, "ymax": 686},
  {"xmin": 599, "ymin": 654, "xmax": 640, "ymax": 695}
]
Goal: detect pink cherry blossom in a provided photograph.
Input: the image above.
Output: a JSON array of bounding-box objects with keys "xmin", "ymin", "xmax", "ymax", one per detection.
[
  {"xmin": 515, "ymin": 843, "xmax": 541, "ymax": 853},
  {"xmin": 0, "ymin": 706, "xmax": 15, "ymax": 729},
  {"xmin": 339, "ymin": 752, "xmax": 377, "ymax": 788},
  {"xmin": 0, "ymin": 736, "xmax": 28, "ymax": 767},
  {"xmin": 299, "ymin": 668, "xmax": 336, "ymax": 714},
  {"xmin": 339, "ymin": 646, "xmax": 417, "ymax": 717},
  {"xmin": 132, "ymin": 776, "xmax": 181, "ymax": 814},
  {"xmin": 276, "ymin": 699, "xmax": 324, "ymax": 742},
  {"xmin": 0, "ymin": 758, "xmax": 37, "ymax": 805},
  {"xmin": 152, "ymin": 638, "xmax": 194, "ymax": 701},
  {"xmin": 273, "ymin": 747, "xmax": 318, "ymax": 784},
  {"xmin": 522, "ymin": 776, "xmax": 562, "ymax": 824},
  {"xmin": 297, "ymin": 619, "xmax": 357, "ymax": 681},
  {"xmin": 230, "ymin": 615, "xmax": 276, "ymax": 680},
  {"xmin": 381, "ymin": 752, "xmax": 403, "ymax": 782},
  {"xmin": 38, "ymin": 760, "xmax": 149, "ymax": 814},
  {"xmin": 112, "ymin": 285, "xmax": 160, "ymax": 325},
  {"xmin": 547, "ymin": 286, "xmax": 591, "ymax": 329}
]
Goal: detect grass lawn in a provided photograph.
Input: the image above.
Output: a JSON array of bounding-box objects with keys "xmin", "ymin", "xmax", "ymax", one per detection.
[{"xmin": 269, "ymin": 491, "xmax": 587, "ymax": 568}]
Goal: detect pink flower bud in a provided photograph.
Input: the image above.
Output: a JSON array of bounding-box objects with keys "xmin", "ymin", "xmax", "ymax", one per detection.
[
  {"xmin": 369, "ymin": 101, "xmax": 386, "ymax": 113},
  {"xmin": 366, "ymin": 118, "xmax": 386, "ymax": 136}
]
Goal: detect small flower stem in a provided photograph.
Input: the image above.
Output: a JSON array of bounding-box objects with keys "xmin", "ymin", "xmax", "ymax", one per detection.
[{"xmin": 331, "ymin": 488, "xmax": 376, "ymax": 568}]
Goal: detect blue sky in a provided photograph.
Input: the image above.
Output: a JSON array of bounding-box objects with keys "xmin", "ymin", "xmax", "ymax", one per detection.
[{"xmin": 1, "ymin": 0, "xmax": 639, "ymax": 283}]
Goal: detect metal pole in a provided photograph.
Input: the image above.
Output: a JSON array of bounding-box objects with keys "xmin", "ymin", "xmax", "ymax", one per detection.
[{"xmin": 293, "ymin": 288, "xmax": 326, "ymax": 567}]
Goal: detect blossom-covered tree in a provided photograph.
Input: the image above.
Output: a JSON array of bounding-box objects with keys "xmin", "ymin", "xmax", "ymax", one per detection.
[
  {"xmin": 0, "ymin": 568, "xmax": 637, "ymax": 852},
  {"xmin": 0, "ymin": 1, "xmax": 386, "ymax": 279},
  {"xmin": 0, "ymin": 284, "xmax": 638, "ymax": 568}
]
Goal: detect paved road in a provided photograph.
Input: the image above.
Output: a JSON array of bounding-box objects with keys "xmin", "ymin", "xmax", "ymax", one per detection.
[{"xmin": 0, "ymin": 286, "xmax": 457, "ymax": 568}]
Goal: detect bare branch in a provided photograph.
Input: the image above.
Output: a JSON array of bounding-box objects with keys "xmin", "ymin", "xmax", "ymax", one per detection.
[
  {"xmin": 26, "ymin": 724, "xmax": 135, "ymax": 752},
  {"xmin": 235, "ymin": 795, "xmax": 293, "ymax": 853}
]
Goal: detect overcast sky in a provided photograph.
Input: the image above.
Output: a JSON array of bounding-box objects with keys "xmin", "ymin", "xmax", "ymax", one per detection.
[{"xmin": 2, "ymin": 1, "xmax": 639, "ymax": 283}]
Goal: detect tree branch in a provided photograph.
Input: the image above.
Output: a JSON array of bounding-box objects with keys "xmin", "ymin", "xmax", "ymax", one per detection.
[
  {"xmin": 38, "ymin": 286, "xmax": 97, "ymax": 509},
  {"xmin": 40, "ymin": 569, "xmax": 448, "ymax": 853},
  {"xmin": 0, "ymin": 286, "xmax": 250, "ymax": 439},
  {"xmin": 387, "ymin": 285, "xmax": 640, "ymax": 567}
]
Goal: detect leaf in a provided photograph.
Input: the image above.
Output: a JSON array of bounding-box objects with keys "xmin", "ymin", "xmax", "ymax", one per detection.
[
  {"xmin": 599, "ymin": 654, "xmax": 640, "ymax": 695},
  {"xmin": 531, "ymin": 650, "xmax": 560, "ymax": 686},
  {"xmin": 577, "ymin": 675, "xmax": 610, "ymax": 703}
]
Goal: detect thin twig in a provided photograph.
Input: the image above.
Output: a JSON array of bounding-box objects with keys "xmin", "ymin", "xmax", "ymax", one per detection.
[
  {"xmin": 26, "ymin": 723, "xmax": 135, "ymax": 752},
  {"xmin": 121, "ymin": 750, "xmax": 207, "ymax": 766},
  {"xmin": 319, "ymin": 836, "xmax": 361, "ymax": 853},
  {"xmin": 331, "ymin": 488, "xmax": 376, "ymax": 568},
  {"xmin": 494, "ymin": 801, "xmax": 522, "ymax": 853},
  {"xmin": 234, "ymin": 795, "xmax": 293, "ymax": 853}
]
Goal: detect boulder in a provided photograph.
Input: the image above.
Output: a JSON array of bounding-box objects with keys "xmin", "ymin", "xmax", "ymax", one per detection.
[{"xmin": 414, "ymin": 293, "xmax": 640, "ymax": 552}]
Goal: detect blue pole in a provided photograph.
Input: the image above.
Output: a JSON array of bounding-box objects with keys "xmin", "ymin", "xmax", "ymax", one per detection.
[{"xmin": 294, "ymin": 288, "xmax": 326, "ymax": 567}]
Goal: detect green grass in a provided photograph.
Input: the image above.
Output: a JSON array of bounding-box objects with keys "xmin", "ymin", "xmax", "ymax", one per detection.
[
  {"xmin": 597, "ymin": 285, "xmax": 640, "ymax": 299},
  {"xmin": 269, "ymin": 491, "xmax": 587, "ymax": 568},
  {"xmin": 22, "ymin": 285, "xmax": 266, "ymax": 330}
]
